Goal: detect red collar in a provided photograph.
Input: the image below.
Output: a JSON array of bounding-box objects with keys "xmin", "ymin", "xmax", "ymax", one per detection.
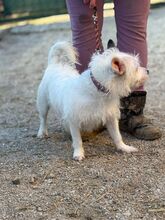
[{"xmin": 90, "ymin": 71, "xmax": 110, "ymax": 95}]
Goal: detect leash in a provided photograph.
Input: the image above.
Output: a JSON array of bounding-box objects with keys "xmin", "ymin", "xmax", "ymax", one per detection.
[
  {"xmin": 90, "ymin": 6, "xmax": 110, "ymax": 95},
  {"xmin": 92, "ymin": 7, "xmax": 102, "ymax": 53}
]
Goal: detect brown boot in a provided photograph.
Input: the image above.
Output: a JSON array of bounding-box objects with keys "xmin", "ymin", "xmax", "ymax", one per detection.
[{"xmin": 120, "ymin": 91, "xmax": 162, "ymax": 140}]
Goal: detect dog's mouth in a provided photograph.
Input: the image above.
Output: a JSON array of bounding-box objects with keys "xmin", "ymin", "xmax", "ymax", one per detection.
[
  {"xmin": 132, "ymin": 78, "xmax": 148, "ymax": 90},
  {"xmin": 132, "ymin": 68, "xmax": 149, "ymax": 90}
]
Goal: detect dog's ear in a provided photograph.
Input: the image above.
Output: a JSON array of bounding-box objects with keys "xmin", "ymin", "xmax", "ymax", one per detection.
[
  {"xmin": 107, "ymin": 39, "xmax": 116, "ymax": 49},
  {"xmin": 111, "ymin": 57, "xmax": 126, "ymax": 75}
]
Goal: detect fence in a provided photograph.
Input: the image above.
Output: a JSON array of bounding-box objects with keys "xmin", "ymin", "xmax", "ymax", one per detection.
[
  {"xmin": 1, "ymin": 0, "xmax": 164, "ymax": 23},
  {"xmin": 3, "ymin": 0, "xmax": 67, "ymax": 15},
  {"xmin": 1, "ymin": 0, "xmax": 67, "ymax": 22},
  {"xmin": 1, "ymin": 0, "xmax": 111, "ymax": 21}
]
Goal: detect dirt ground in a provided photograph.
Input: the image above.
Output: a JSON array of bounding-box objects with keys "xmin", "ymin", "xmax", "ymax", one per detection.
[{"xmin": 0, "ymin": 6, "xmax": 165, "ymax": 220}]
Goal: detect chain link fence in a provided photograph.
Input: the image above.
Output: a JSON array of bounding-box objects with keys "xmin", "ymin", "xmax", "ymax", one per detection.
[
  {"xmin": 0, "ymin": 0, "xmax": 164, "ymax": 23},
  {"xmin": 0, "ymin": 0, "xmax": 67, "ymax": 22}
]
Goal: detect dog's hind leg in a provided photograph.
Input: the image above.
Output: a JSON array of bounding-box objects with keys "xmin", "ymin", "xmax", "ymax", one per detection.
[
  {"xmin": 106, "ymin": 117, "xmax": 138, "ymax": 153},
  {"xmin": 37, "ymin": 93, "xmax": 49, "ymax": 138},
  {"xmin": 69, "ymin": 123, "xmax": 84, "ymax": 161}
]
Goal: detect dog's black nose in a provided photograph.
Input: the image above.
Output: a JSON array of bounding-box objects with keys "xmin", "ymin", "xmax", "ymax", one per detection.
[{"xmin": 147, "ymin": 69, "xmax": 149, "ymax": 75}]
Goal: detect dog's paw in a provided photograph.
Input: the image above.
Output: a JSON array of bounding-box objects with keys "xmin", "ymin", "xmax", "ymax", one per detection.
[
  {"xmin": 73, "ymin": 148, "xmax": 85, "ymax": 161},
  {"xmin": 73, "ymin": 155, "xmax": 85, "ymax": 161},
  {"xmin": 37, "ymin": 130, "xmax": 48, "ymax": 139},
  {"xmin": 117, "ymin": 144, "xmax": 138, "ymax": 153},
  {"xmin": 124, "ymin": 145, "xmax": 138, "ymax": 153}
]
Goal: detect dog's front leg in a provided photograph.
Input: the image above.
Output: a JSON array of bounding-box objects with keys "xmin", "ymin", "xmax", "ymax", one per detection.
[
  {"xmin": 69, "ymin": 123, "xmax": 84, "ymax": 161},
  {"xmin": 106, "ymin": 116, "xmax": 138, "ymax": 153}
]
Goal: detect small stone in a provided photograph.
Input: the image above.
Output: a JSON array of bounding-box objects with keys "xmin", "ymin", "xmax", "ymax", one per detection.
[
  {"xmin": 12, "ymin": 179, "xmax": 20, "ymax": 185},
  {"xmin": 29, "ymin": 176, "xmax": 38, "ymax": 185},
  {"xmin": 86, "ymin": 217, "xmax": 93, "ymax": 220},
  {"xmin": 37, "ymin": 207, "xmax": 43, "ymax": 212}
]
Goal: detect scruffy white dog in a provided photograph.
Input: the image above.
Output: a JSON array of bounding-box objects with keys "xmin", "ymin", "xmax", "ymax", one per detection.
[{"xmin": 37, "ymin": 41, "xmax": 148, "ymax": 161}]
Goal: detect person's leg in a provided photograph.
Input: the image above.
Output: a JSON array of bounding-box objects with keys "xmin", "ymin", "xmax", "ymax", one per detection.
[
  {"xmin": 114, "ymin": 0, "xmax": 149, "ymax": 68},
  {"xmin": 66, "ymin": 0, "xmax": 104, "ymax": 73},
  {"xmin": 114, "ymin": 0, "xmax": 161, "ymax": 140}
]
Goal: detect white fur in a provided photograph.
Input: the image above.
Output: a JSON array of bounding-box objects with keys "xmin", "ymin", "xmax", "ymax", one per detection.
[{"xmin": 37, "ymin": 41, "xmax": 148, "ymax": 160}]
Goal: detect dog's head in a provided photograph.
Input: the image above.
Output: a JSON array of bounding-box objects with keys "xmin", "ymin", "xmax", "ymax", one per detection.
[{"xmin": 89, "ymin": 47, "xmax": 149, "ymax": 97}]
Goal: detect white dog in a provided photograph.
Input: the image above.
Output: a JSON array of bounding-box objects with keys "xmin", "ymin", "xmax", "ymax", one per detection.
[{"xmin": 37, "ymin": 41, "xmax": 148, "ymax": 161}]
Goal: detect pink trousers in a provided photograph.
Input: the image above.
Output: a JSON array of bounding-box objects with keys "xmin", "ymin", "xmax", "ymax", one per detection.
[{"xmin": 66, "ymin": 0, "xmax": 150, "ymax": 73}]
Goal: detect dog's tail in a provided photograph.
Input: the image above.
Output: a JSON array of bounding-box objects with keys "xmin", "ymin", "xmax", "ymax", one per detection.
[{"xmin": 48, "ymin": 41, "xmax": 79, "ymax": 66}]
